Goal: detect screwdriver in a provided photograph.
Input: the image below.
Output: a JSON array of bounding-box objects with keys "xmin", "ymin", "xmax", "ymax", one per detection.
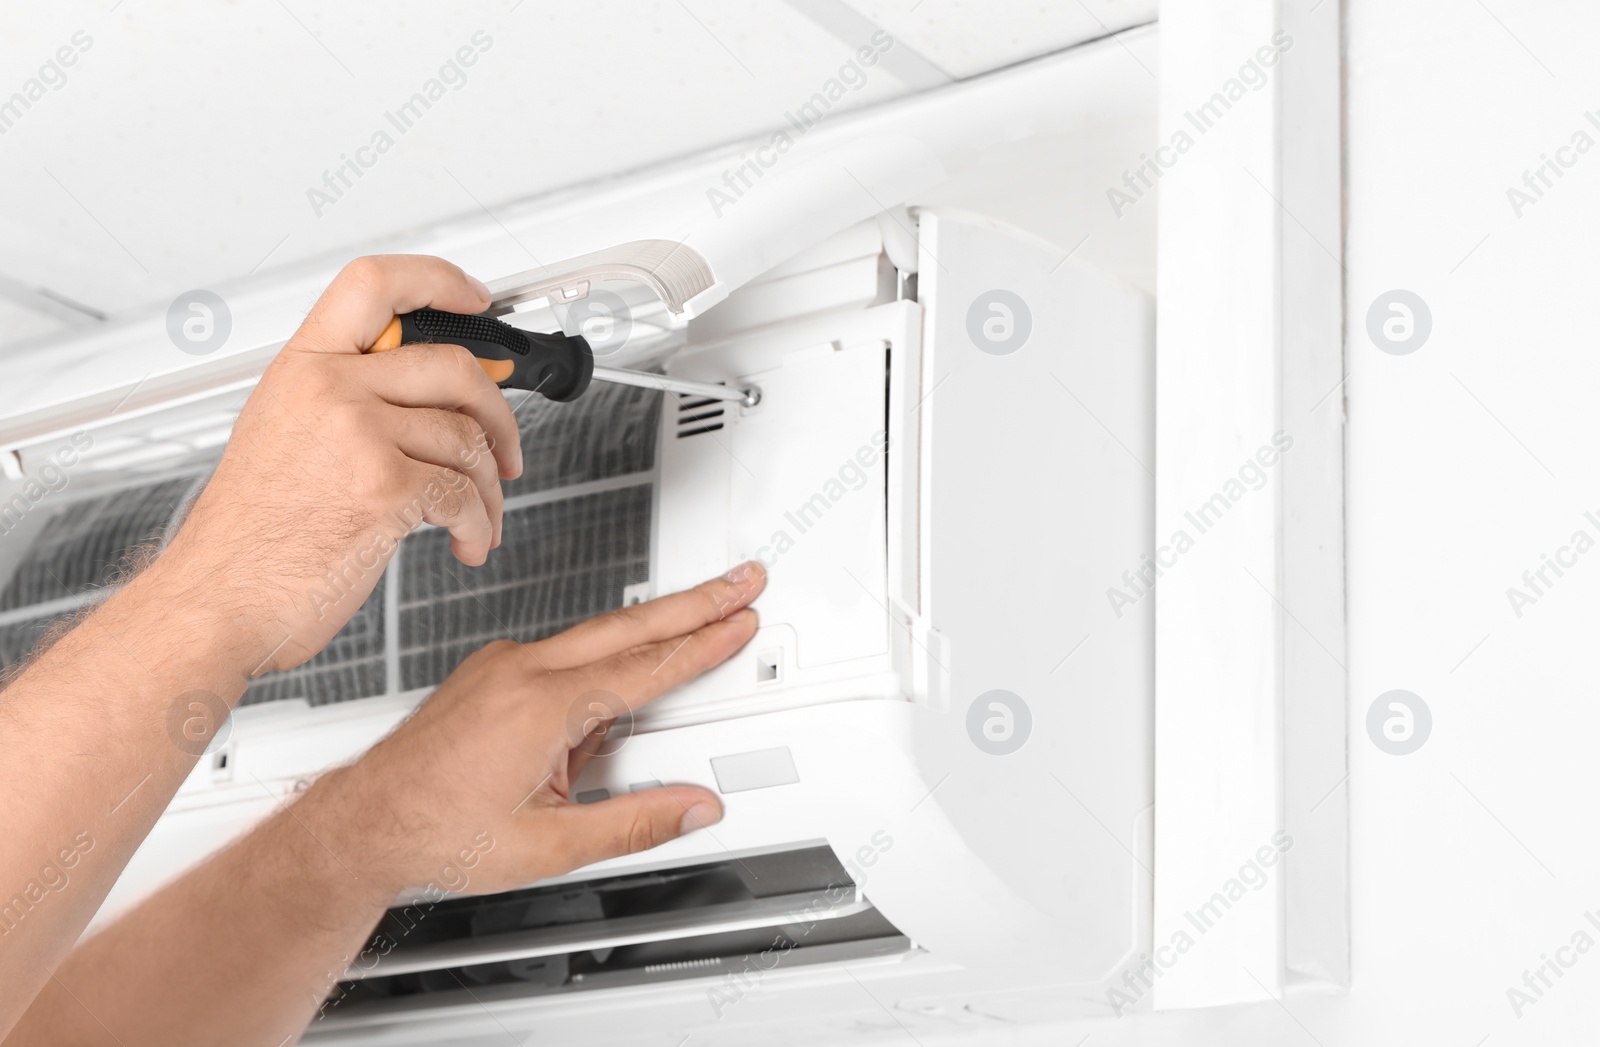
[{"xmin": 368, "ymin": 308, "xmax": 760, "ymax": 407}]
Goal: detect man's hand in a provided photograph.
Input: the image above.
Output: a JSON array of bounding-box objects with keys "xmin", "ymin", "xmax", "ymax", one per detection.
[
  {"xmin": 8, "ymin": 565, "xmax": 768, "ymax": 1047},
  {"xmin": 165, "ymin": 254, "xmax": 523, "ymax": 673},
  {"xmin": 298, "ymin": 561, "xmax": 767, "ymax": 897},
  {"xmin": 0, "ymin": 253, "xmax": 633, "ymax": 1046}
]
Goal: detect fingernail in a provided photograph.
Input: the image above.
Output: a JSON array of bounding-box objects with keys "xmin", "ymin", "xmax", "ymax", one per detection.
[
  {"xmin": 680, "ymin": 802, "xmax": 722, "ymax": 834},
  {"xmin": 728, "ymin": 608, "xmax": 757, "ymax": 625},
  {"xmin": 725, "ymin": 560, "xmax": 763, "ymax": 584},
  {"xmin": 467, "ymin": 274, "xmax": 491, "ymax": 299}
]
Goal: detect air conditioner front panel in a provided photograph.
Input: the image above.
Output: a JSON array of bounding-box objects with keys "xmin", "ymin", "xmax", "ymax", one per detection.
[
  {"xmin": 727, "ymin": 341, "xmax": 889, "ymax": 670},
  {"xmin": 649, "ymin": 330, "xmax": 898, "ymax": 721},
  {"xmin": 63, "ymin": 290, "xmax": 915, "ymax": 938}
]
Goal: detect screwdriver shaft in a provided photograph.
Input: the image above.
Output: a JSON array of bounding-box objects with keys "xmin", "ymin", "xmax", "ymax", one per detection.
[{"xmin": 591, "ymin": 366, "xmax": 759, "ymax": 407}]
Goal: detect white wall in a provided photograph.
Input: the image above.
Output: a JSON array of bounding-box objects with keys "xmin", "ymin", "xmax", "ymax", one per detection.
[
  {"xmin": 1340, "ymin": 0, "xmax": 1600, "ymax": 1040},
  {"xmin": 878, "ymin": 1, "xmax": 1600, "ymax": 1042}
]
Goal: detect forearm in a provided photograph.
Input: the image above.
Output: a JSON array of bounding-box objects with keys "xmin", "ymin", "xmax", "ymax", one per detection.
[
  {"xmin": 0, "ymin": 255, "xmax": 520, "ymax": 1039},
  {"xmin": 0, "ymin": 553, "xmax": 264, "ymax": 1037},
  {"xmin": 6, "ymin": 772, "xmax": 394, "ymax": 1047},
  {"xmin": 5, "ymin": 562, "xmax": 763, "ymax": 1045}
]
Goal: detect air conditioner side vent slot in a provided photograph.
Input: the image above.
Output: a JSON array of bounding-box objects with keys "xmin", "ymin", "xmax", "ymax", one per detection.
[{"xmin": 675, "ymin": 392, "xmax": 726, "ymax": 439}]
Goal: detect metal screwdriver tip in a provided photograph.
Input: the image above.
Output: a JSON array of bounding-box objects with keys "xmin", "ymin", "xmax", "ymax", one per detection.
[{"xmin": 590, "ymin": 366, "xmax": 759, "ymax": 407}]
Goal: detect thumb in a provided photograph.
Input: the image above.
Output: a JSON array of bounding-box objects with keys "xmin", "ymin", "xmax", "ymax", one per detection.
[{"xmin": 553, "ymin": 786, "xmax": 723, "ymax": 870}]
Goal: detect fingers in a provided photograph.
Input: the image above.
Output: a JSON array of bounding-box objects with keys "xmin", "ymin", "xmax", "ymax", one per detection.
[
  {"xmin": 540, "ymin": 786, "xmax": 722, "ymax": 871},
  {"xmin": 562, "ymin": 607, "xmax": 760, "ymax": 716},
  {"xmin": 384, "ymin": 406, "xmax": 505, "ymax": 550},
  {"xmin": 531, "ymin": 562, "xmax": 767, "ymax": 671},
  {"xmin": 398, "ymin": 458, "xmax": 493, "ymax": 566},
  {"xmin": 299, "ymin": 255, "xmax": 492, "ymax": 357},
  {"xmin": 565, "ymin": 723, "xmax": 606, "ymax": 786},
  {"xmin": 355, "ymin": 342, "xmax": 523, "ymax": 481}
]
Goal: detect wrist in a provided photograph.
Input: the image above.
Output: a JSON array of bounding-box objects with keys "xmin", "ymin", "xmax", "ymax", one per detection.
[
  {"xmin": 217, "ymin": 780, "xmax": 399, "ymax": 975},
  {"xmin": 290, "ymin": 767, "xmax": 413, "ymax": 903},
  {"xmin": 121, "ymin": 538, "xmax": 284, "ymax": 692}
]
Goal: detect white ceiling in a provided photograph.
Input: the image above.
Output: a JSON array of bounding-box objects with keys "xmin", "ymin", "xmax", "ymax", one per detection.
[{"xmin": 0, "ymin": 0, "xmax": 1154, "ymax": 350}]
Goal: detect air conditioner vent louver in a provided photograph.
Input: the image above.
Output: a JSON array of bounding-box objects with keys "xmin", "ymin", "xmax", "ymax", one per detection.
[
  {"xmin": 312, "ymin": 844, "xmax": 910, "ymax": 1029},
  {"xmin": 675, "ymin": 393, "xmax": 725, "ymax": 438},
  {"xmin": 643, "ymin": 956, "xmax": 723, "ymax": 974}
]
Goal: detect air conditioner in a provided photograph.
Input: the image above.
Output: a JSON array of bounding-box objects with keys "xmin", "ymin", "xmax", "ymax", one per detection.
[{"xmin": 0, "ymin": 38, "xmax": 1157, "ymax": 1045}]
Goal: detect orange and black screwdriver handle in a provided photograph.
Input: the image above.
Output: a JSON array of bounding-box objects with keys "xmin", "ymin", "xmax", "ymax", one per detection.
[{"xmin": 368, "ymin": 308, "xmax": 594, "ymax": 403}]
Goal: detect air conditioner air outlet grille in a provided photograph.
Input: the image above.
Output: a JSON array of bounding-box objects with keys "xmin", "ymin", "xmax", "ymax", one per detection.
[{"xmin": 311, "ymin": 843, "xmax": 911, "ymax": 1028}]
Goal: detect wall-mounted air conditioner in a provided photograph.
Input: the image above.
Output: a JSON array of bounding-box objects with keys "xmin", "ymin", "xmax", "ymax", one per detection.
[
  {"xmin": 0, "ymin": 16, "xmax": 1349, "ymax": 1042},
  {"xmin": 0, "ymin": 197, "xmax": 1155, "ymax": 1042}
]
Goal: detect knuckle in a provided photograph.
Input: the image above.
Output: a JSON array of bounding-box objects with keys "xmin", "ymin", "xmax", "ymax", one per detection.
[
  {"xmin": 338, "ymin": 255, "xmax": 388, "ymax": 297},
  {"xmin": 446, "ymin": 416, "xmax": 493, "ymax": 471},
  {"xmin": 440, "ymin": 342, "xmax": 480, "ymax": 376},
  {"xmin": 424, "ymin": 407, "xmax": 471, "ymax": 443},
  {"xmin": 482, "ymin": 637, "xmax": 521, "ymax": 659},
  {"xmin": 308, "ymin": 368, "xmax": 346, "ymax": 404},
  {"xmin": 368, "ymin": 454, "xmax": 413, "ymax": 504},
  {"xmin": 328, "ymin": 406, "xmax": 390, "ymax": 472},
  {"xmin": 474, "ymin": 638, "xmax": 523, "ymax": 673},
  {"xmin": 623, "ymin": 812, "xmax": 661, "ymax": 854},
  {"xmin": 427, "ymin": 469, "xmax": 475, "ymax": 520},
  {"xmin": 277, "ymin": 350, "xmax": 338, "ymax": 397},
  {"xmin": 327, "ymin": 399, "xmax": 374, "ymax": 437}
]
